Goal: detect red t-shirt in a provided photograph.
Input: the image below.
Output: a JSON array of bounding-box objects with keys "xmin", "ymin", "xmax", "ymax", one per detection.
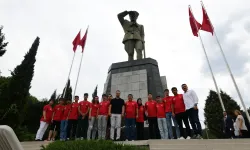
[
  {"xmin": 40, "ymin": 104, "xmax": 53, "ymax": 123},
  {"xmin": 99, "ymin": 101, "xmax": 110, "ymax": 116},
  {"xmin": 62, "ymin": 104, "xmax": 71, "ymax": 120},
  {"xmin": 156, "ymin": 102, "xmax": 165, "ymax": 118},
  {"xmin": 172, "ymin": 94, "xmax": 186, "ymax": 114},
  {"xmin": 52, "ymin": 104, "xmax": 64, "ymax": 121},
  {"xmin": 125, "ymin": 100, "xmax": 138, "ymax": 118},
  {"xmin": 79, "ymin": 100, "xmax": 91, "ymax": 115},
  {"xmin": 136, "ymin": 105, "xmax": 145, "ymax": 122},
  {"xmin": 68, "ymin": 102, "xmax": 79, "ymax": 120},
  {"xmin": 145, "ymin": 100, "xmax": 157, "ymax": 117},
  {"xmin": 90, "ymin": 103, "xmax": 99, "ymax": 117},
  {"xmin": 163, "ymin": 96, "xmax": 173, "ymax": 113}
]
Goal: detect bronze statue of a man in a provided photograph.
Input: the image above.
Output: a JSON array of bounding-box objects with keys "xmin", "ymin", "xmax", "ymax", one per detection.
[{"xmin": 118, "ymin": 10, "xmax": 145, "ymax": 61}]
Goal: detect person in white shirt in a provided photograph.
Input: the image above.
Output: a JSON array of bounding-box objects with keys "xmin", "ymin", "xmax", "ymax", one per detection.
[
  {"xmin": 233, "ymin": 119, "xmax": 239, "ymax": 138},
  {"xmin": 234, "ymin": 110, "xmax": 248, "ymax": 138},
  {"xmin": 181, "ymin": 84, "xmax": 202, "ymax": 139}
]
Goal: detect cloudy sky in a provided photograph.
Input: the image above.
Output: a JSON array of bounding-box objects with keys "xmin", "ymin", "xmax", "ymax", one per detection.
[{"xmin": 1, "ymin": 0, "xmax": 250, "ymax": 125}]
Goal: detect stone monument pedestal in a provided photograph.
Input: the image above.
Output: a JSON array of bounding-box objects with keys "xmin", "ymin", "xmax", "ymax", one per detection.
[{"xmin": 103, "ymin": 58, "xmax": 167, "ymax": 104}]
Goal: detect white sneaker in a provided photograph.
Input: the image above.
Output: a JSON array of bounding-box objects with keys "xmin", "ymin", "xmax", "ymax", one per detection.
[
  {"xmin": 178, "ymin": 137, "xmax": 185, "ymax": 140},
  {"xmin": 186, "ymin": 136, "xmax": 191, "ymax": 139}
]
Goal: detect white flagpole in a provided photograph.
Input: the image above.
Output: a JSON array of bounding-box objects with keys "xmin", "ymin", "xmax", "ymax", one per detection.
[
  {"xmin": 73, "ymin": 26, "xmax": 89, "ymax": 99},
  {"xmin": 73, "ymin": 52, "xmax": 84, "ymax": 99},
  {"xmin": 201, "ymin": 1, "xmax": 250, "ymax": 123},
  {"xmin": 62, "ymin": 52, "xmax": 76, "ymax": 98},
  {"xmin": 189, "ymin": 6, "xmax": 225, "ymax": 111}
]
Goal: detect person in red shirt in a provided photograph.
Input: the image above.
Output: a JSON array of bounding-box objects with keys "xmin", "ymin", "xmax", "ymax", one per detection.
[
  {"xmin": 171, "ymin": 87, "xmax": 191, "ymax": 139},
  {"xmin": 67, "ymin": 96, "xmax": 79, "ymax": 140},
  {"xmin": 87, "ymin": 96, "xmax": 99, "ymax": 140},
  {"xmin": 60, "ymin": 99, "xmax": 71, "ymax": 141},
  {"xmin": 35, "ymin": 99, "xmax": 54, "ymax": 141},
  {"xmin": 156, "ymin": 96, "xmax": 168, "ymax": 139},
  {"xmin": 163, "ymin": 89, "xmax": 180, "ymax": 139},
  {"xmin": 145, "ymin": 93, "xmax": 158, "ymax": 139},
  {"xmin": 106, "ymin": 94, "xmax": 113, "ymax": 140},
  {"xmin": 124, "ymin": 94, "xmax": 138, "ymax": 141},
  {"xmin": 47, "ymin": 98, "xmax": 64, "ymax": 141},
  {"xmin": 97, "ymin": 94, "xmax": 110, "ymax": 139},
  {"xmin": 76, "ymin": 93, "xmax": 90, "ymax": 140},
  {"xmin": 136, "ymin": 98, "xmax": 145, "ymax": 140}
]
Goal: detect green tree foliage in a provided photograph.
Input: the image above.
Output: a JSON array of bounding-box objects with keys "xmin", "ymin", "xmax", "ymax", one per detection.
[
  {"xmin": 62, "ymin": 79, "xmax": 72, "ymax": 101},
  {"xmin": 0, "ymin": 37, "xmax": 40, "ymax": 130},
  {"xmin": 50, "ymin": 90, "xmax": 57, "ymax": 100},
  {"xmin": 92, "ymin": 85, "xmax": 98, "ymax": 100},
  {"xmin": 0, "ymin": 26, "xmax": 8, "ymax": 56},
  {"xmin": 23, "ymin": 96, "xmax": 49, "ymax": 134},
  {"xmin": 204, "ymin": 90, "xmax": 240, "ymax": 138}
]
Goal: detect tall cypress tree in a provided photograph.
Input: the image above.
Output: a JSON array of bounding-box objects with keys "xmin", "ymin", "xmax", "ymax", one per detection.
[
  {"xmin": 204, "ymin": 90, "xmax": 240, "ymax": 138},
  {"xmin": 50, "ymin": 89, "xmax": 57, "ymax": 100},
  {"xmin": 2, "ymin": 37, "xmax": 40, "ymax": 129},
  {"xmin": 62, "ymin": 79, "xmax": 72, "ymax": 101},
  {"xmin": 92, "ymin": 85, "xmax": 98, "ymax": 100},
  {"xmin": 0, "ymin": 26, "xmax": 8, "ymax": 57}
]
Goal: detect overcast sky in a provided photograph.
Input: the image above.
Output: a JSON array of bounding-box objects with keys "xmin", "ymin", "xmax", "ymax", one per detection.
[{"xmin": 1, "ymin": 0, "xmax": 250, "ymax": 125}]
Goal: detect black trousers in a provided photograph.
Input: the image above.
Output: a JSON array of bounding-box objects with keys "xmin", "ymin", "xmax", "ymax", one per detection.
[
  {"xmin": 76, "ymin": 116, "xmax": 89, "ymax": 139},
  {"xmin": 240, "ymin": 130, "xmax": 249, "ymax": 138},
  {"xmin": 136, "ymin": 122, "xmax": 144, "ymax": 140},
  {"xmin": 175, "ymin": 112, "xmax": 191, "ymax": 137},
  {"xmin": 186, "ymin": 108, "xmax": 202, "ymax": 135},
  {"xmin": 67, "ymin": 119, "xmax": 78, "ymax": 139},
  {"xmin": 148, "ymin": 117, "xmax": 159, "ymax": 139}
]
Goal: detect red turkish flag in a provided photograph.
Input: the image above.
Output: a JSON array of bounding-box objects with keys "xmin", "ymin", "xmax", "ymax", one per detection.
[
  {"xmin": 201, "ymin": 5, "xmax": 214, "ymax": 35},
  {"xmin": 80, "ymin": 28, "xmax": 88, "ymax": 53},
  {"xmin": 72, "ymin": 30, "xmax": 81, "ymax": 52},
  {"xmin": 189, "ymin": 7, "xmax": 201, "ymax": 37}
]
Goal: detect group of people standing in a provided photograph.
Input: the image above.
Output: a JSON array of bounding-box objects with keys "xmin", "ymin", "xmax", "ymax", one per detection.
[
  {"xmin": 145, "ymin": 84, "xmax": 202, "ymax": 140},
  {"xmin": 35, "ymin": 83, "xmax": 203, "ymax": 141}
]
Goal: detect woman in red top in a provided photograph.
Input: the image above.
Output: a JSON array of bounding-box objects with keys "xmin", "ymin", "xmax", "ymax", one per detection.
[
  {"xmin": 136, "ymin": 98, "xmax": 145, "ymax": 140},
  {"xmin": 60, "ymin": 99, "xmax": 71, "ymax": 141},
  {"xmin": 47, "ymin": 98, "xmax": 64, "ymax": 141},
  {"xmin": 87, "ymin": 96, "xmax": 99, "ymax": 140},
  {"xmin": 35, "ymin": 99, "xmax": 54, "ymax": 141}
]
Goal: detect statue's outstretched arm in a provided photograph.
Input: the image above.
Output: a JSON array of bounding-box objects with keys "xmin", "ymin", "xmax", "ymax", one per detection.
[{"xmin": 118, "ymin": 11, "xmax": 129, "ymax": 25}]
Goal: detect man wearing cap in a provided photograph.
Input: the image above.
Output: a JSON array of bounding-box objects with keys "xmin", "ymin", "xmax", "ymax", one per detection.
[
  {"xmin": 77, "ymin": 93, "xmax": 91, "ymax": 140},
  {"xmin": 118, "ymin": 10, "xmax": 145, "ymax": 61}
]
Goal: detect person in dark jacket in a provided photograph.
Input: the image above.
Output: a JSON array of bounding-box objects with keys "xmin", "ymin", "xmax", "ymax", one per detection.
[{"xmin": 222, "ymin": 111, "xmax": 234, "ymax": 138}]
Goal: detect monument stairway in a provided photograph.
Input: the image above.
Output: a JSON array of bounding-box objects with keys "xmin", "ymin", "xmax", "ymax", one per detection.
[{"xmin": 20, "ymin": 139, "xmax": 250, "ymax": 150}]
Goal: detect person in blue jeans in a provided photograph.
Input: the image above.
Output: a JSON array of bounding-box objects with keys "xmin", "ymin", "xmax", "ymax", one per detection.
[
  {"xmin": 60, "ymin": 99, "xmax": 71, "ymax": 141},
  {"xmin": 124, "ymin": 94, "xmax": 138, "ymax": 141},
  {"xmin": 163, "ymin": 89, "xmax": 180, "ymax": 139}
]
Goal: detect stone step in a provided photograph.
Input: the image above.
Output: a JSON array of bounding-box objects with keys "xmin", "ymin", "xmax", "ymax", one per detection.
[
  {"xmin": 149, "ymin": 139, "xmax": 250, "ymax": 150},
  {"xmin": 21, "ymin": 141, "xmax": 52, "ymax": 150}
]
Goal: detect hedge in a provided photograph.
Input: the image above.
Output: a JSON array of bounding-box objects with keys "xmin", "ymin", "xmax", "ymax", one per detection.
[{"xmin": 42, "ymin": 140, "xmax": 149, "ymax": 150}]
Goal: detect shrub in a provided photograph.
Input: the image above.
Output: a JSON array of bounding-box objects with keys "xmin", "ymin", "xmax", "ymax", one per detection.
[{"xmin": 42, "ymin": 140, "xmax": 148, "ymax": 150}]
